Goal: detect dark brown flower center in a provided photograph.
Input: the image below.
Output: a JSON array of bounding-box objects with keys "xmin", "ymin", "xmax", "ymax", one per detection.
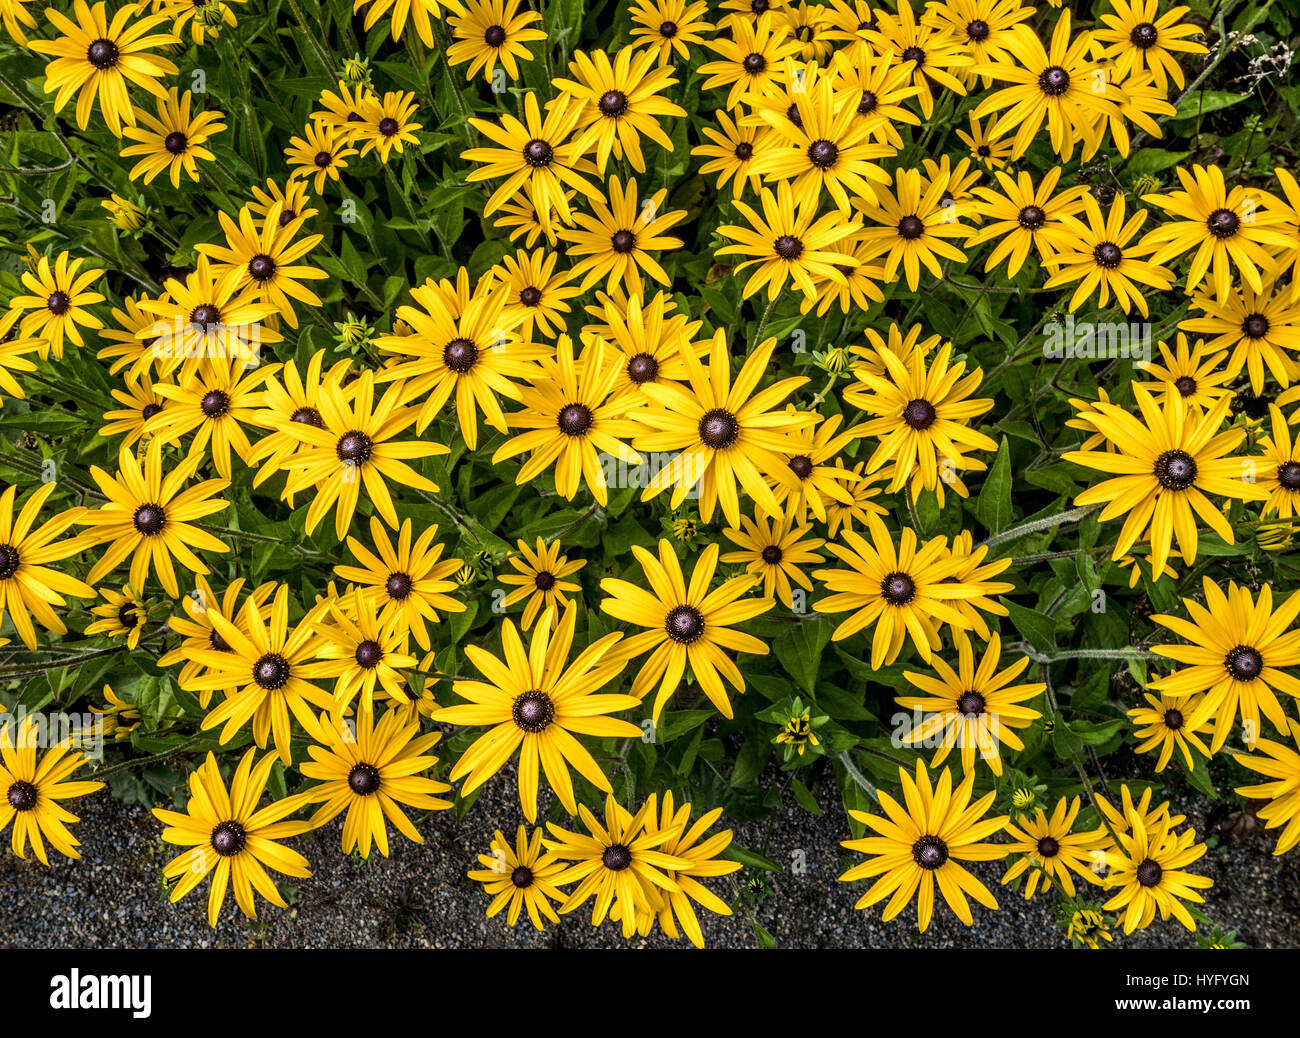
[
  {"xmin": 132, "ymin": 503, "xmax": 166, "ymax": 535},
  {"xmin": 1206, "ymin": 207, "xmax": 1240, "ymax": 239},
  {"xmin": 898, "ymin": 214, "xmax": 925, "ymax": 240},
  {"xmin": 519, "ymin": 286, "xmax": 542, "ymax": 307},
  {"xmin": 200, "ymin": 390, "xmax": 230, "ymax": 418},
  {"xmin": 443, "ymin": 336, "xmax": 479, "ymax": 373},
  {"xmin": 1130, "ymin": 22, "xmax": 1158, "ymax": 48},
  {"xmin": 378, "ymin": 117, "xmax": 399, "ymax": 137},
  {"xmin": 210, "ymin": 627, "xmax": 231, "ymax": 652},
  {"xmin": 1039, "ymin": 65, "xmax": 1070, "ymax": 95},
  {"xmin": 558, "ymin": 403, "xmax": 593, "ymax": 436},
  {"xmin": 761, "ymin": 544, "xmax": 782, "ymax": 565},
  {"xmin": 611, "ymin": 229, "xmax": 637, "ymax": 253},
  {"xmin": 666, "ymin": 604, "xmax": 705, "ymax": 643},
  {"xmin": 743, "ymin": 53, "xmax": 766, "ymax": 75},
  {"xmin": 164, "ymin": 131, "xmax": 188, "ymax": 155},
  {"xmin": 210, "ymin": 820, "xmax": 246, "ymax": 856},
  {"xmin": 141, "ymin": 402, "xmax": 163, "ymax": 421},
  {"xmin": 1152, "ymin": 449, "xmax": 1197, "ymax": 490},
  {"xmin": 1093, "ymin": 241, "xmax": 1123, "ymax": 268},
  {"xmin": 7, "ymin": 779, "xmax": 38, "ymax": 811},
  {"xmin": 1037, "ymin": 836, "xmax": 1060, "ymax": 857},
  {"xmin": 512, "ymin": 690, "xmax": 555, "ymax": 733},
  {"xmin": 598, "ymin": 90, "xmax": 628, "ymax": 117},
  {"xmin": 734, "ymin": 140, "xmax": 754, "ymax": 160},
  {"xmin": 1174, "ymin": 375, "xmax": 1197, "ymax": 396},
  {"xmin": 511, "ymin": 865, "xmax": 534, "ymax": 887},
  {"xmin": 602, "ymin": 844, "xmax": 633, "ymax": 870},
  {"xmin": 774, "ymin": 234, "xmax": 803, "ymax": 260},
  {"xmin": 87, "ymin": 39, "xmax": 119, "ymax": 69},
  {"xmin": 336, "ymin": 430, "xmax": 373, "ymax": 465},
  {"xmin": 698, "ymin": 407, "xmax": 739, "ymax": 448},
  {"xmin": 348, "ymin": 762, "xmax": 381, "ymax": 795},
  {"xmin": 354, "ymin": 639, "xmax": 382, "ymax": 668},
  {"xmin": 534, "ymin": 570, "xmax": 556, "ymax": 591},
  {"xmin": 659, "ymin": 20, "xmax": 678, "ymax": 37},
  {"xmin": 627, "ymin": 352, "xmax": 659, "ymax": 384},
  {"xmin": 807, "ymin": 139, "xmax": 838, "ymax": 168},
  {"xmin": 248, "ymin": 254, "xmax": 276, "ymax": 281},
  {"xmin": 252, "ymin": 653, "xmax": 290, "ymax": 690},
  {"xmin": 957, "ymin": 691, "xmax": 985, "ymax": 717},
  {"xmin": 0, "ymin": 543, "xmax": 19, "ymax": 580},
  {"xmin": 902, "ymin": 45, "xmax": 926, "ymax": 68},
  {"xmin": 1136, "ymin": 858, "xmax": 1162, "ymax": 886},
  {"xmin": 279, "ymin": 208, "xmax": 298, "ymax": 227},
  {"xmin": 912, "ymin": 835, "xmax": 948, "ymax": 869},
  {"xmin": 191, "ymin": 304, "xmax": 221, "ymax": 331},
  {"xmin": 1278, "ymin": 460, "xmax": 1300, "ymax": 489},
  {"xmin": 523, "ymin": 138, "xmax": 553, "ymax": 167},
  {"xmin": 291, "ymin": 406, "xmax": 324, "ymax": 427},
  {"xmin": 903, "ymin": 398, "xmax": 936, "ymax": 429},
  {"xmin": 1224, "ymin": 645, "xmax": 1263, "ymax": 681},
  {"xmin": 117, "ymin": 603, "xmax": 139, "ymax": 628},
  {"xmin": 880, "ymin": 571, "xmax": 915, "ymax": 604},
  {"xmin": 966, "ymin": 18, "xmax": 990, "ymax": 41},
  {"xmin": 1018, "ymin": 205, "xmax": 1046, "ymax": 229},
  {"xmin": 788, "ymin": 454, "xmax": 813, "ymax": 480},
  {"xmin": 313, "ymin": 150, "xmax": 333, "ymax": 168},
  {"xmin": 386, "ymin": 572, "xmax": 413, "ymax": 600},
  {"xmin": 1164, "ymin": 708, "xmax": 1184, "ymax": 730},
  {"xmin": 1242, "ymin": 313, "xmax": 1269, "ymax": 339},
  {"xmin": 484, "ymin": 24, "xmax": 507, "ymax": 47},
  {"xmin": 46, "ymin": 290, "xmax": 71, "ymax": 315}
]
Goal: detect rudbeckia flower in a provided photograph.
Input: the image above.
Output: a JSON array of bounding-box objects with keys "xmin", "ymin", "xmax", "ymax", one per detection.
[
  {"xmin": 1062, "ymin": 387, "xmax": 1268, "ymax": 575},
  {"xmin": 0, "ymin": 715, "xmax": 104, "ymax": 865},
  {"xmin": 10, "ymin": 251, "xmax": 104, "ymax": 360},
  {"xmin": 334, "ymin": 516, "xmax": 467, "ymax": 651},
  {"xmin": 493, "ymin": 335, "xmax": 644, "ymax": 506},
  {"xmin": 559, "ymin": 175, "xmax": 687, "ymax": 296},
  {"xmin": 497, "ymin": 536, "xmax": 587, "ymax": 631},
  {"xmin": 77, "ymin": 437, "xmax": 231, "ymax": 598},
  {"xmin": 1102, "ymin": 807, "xmax": 1212, "ymax": 933},
  {"xmin": 468, "ymin": 825, "xmax": 568, "ymax": 929},
  {"xmin": 277, "ymin": 368, "xmax": 448, "ymax": 540},
  {"xmin": 1233, "ymin": 715, "xmax": 1300, "ymax": 855},
  {"xmin": 0, "ymin": 482, "xmax": 93, "ymax": 649},
  {"xmin": 839, "ymin": 760, "xmax": 1008, "ymax": 933},
  {"xmin": 432, "ymin": 602, "xmax": 638, "ymax": 822},
  {"xmin": 185, "ymin": 584, "xmax": 334, "ymax": 762},
  {"xmin": 813, "ymin": 512, "xmax": 989, "ymax": 665},
  {"xmin": 300, "ymin": 707, "xmax": 451, "ymax": 858},
  {"xmin": 895, "ymin": 630, "xmax": 1044, "ymax": 776},
  {"xmin": 447, "ymin": 0, "xmax": 546, "ymax": 82},
  {"xmin": 120, "ymin": 86, "xmax": 226, "ymax": 187},
  {"xmin": 1000, "ymin": 797, "xmax": 1108, "ymax": 899},
  {"xmin": 543, "ymin": 793, "xmax": 694, "ymax": 939},
  {"xmin": 31, "ymin": 0, "xmax": 179, "ymax": 137},
  {"xmin": 599, "ymin": 540, "xmax": 773, "ymax": 722},
  {"xmin": 632, "ymin": 331, "xmax": 814, "ymax": 526},
  {"xmin": 153, "ymin": 748, "xmax": 312, "ymax": 927},
  {"xmin": 1148, "ymin": 578, "xmax": 1300, "ymax": 754}
]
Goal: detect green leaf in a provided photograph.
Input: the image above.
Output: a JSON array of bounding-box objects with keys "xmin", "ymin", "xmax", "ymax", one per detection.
[
  {"xmin": 974, "ymin": 436, "xmax": 1013, "ymax": 533},
  {"xmin": 773, "ymin": 618, "xmax": 832, "ymax": 695},
  {"xmin": 1004, "ymin": 601, "xmax": 1057, "ymax": 654},
  {"xmin": 790, "ymin": 778, "xmax": 824, "ymax": 815},
  {"xmin": 1173, "ymin": 90, "xmax": 1247, "ymax": 121},
  {"xmin": 1066, "ymin": 717, "xmax": 1125, "ymax": 746},
  {"xmin": 721, "ymin": 843, "xmax": 781, "ymax": 872}
]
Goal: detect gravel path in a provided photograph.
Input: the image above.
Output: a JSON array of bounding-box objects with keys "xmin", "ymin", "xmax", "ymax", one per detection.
[{"xmin": 3, "ymin": 760, "xmax": 1297, "ymax": 949}]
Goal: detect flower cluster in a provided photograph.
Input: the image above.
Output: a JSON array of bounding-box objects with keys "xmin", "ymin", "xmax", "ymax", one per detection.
[{"xmin": 0, "ymin": 0, "xmax": 1297, "ymax": 948}]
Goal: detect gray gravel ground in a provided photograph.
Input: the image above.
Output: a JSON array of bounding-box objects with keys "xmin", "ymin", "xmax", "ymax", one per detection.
[{"xmin": 2, "ymin": 760, "xmax": 1297, "ymax": 949}]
